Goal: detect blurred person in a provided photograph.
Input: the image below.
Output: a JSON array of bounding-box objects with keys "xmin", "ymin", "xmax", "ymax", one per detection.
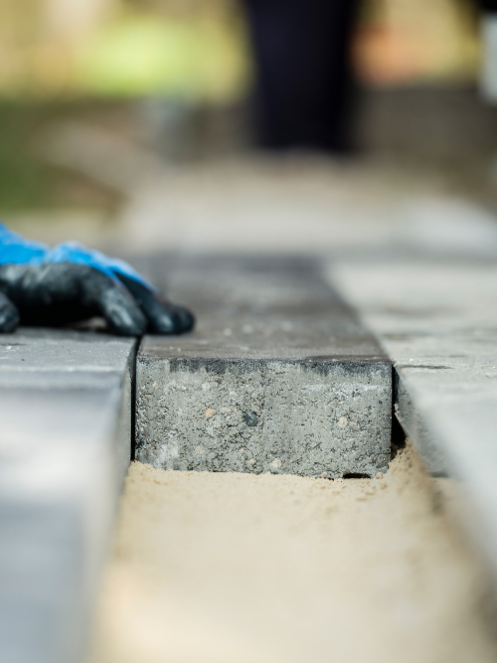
[
  {"xmin": 0, "ymin": 224, "xmax": 194, "ymax": 336},
  {"xmin": 243, "ymin": 0, "xmax": 359, "ymax": 152}
]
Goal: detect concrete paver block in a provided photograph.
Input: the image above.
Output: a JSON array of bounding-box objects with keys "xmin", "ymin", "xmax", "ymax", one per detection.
[
  {"xmin": 0, "ymin": 329, "xmax": 136, "ymax": 663},
  {"xmin": 136, "ymin": 256, "xmax": 392, "ymax": 478},
  {"xmin": 330, "ymin": 257, "xmax": 497, "ymax": 584}
]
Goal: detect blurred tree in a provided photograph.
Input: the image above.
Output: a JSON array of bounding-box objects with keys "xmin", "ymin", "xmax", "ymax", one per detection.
[
  {"xmin": 0, "ymin": 0, "xmax": 481, "ymax": 98},
  {"xmin": 0, "ymin": 0, "xmax": 250, "ymax": 101},
  {"xmin": 44, "ymin": 0, "xmax": 118, "ymax": 39}
]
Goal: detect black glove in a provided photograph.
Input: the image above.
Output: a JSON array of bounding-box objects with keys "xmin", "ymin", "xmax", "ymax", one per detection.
[{"xmin": 0, "ymin": 224, "xmax": 194, "ymax": 337}]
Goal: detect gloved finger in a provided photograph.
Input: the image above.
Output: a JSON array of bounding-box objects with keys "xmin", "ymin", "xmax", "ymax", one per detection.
[
  {"xmin": 115, "ymin": 274, "xmax": 195, "ymax": 334},
  {"xmin": 78, "ymin": 266, "xmax": 148, "ymax": 336},
  {"xmin": 0, "ymin": 291, "xmax": 19, "ymax": 333},
  {"xmin": 0, "ymin": 263, "xmax": 147, "ymax": 337},
  {"xmin": 167, "ymin": 302, "xmax": 195, "ymax": 333},
  {"xmin": 41, "ymin": 242, "xmax": 195, "ymax": 333}
]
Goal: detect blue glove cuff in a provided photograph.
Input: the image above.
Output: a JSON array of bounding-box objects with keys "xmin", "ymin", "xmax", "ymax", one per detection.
[
  {"xmin": 0, "ymin": 223, "xmax": 155, "ymax": 291},
  {"xmin": 0, "ymin": 223, "xmax": 48, "ymax": 265},
  {"xmin": 45, "ymin": 242, "xmax": 155, "ymax": 290}
]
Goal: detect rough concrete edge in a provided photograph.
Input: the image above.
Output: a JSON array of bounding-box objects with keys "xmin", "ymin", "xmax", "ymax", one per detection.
[
  {"xmin": 137, "ymin": 353, "xmax": 392, "ymax": 377},
  {"xmin": 135, "ymin": 347, "xmax": 393, "ymax": 480},
  {"xmin": 115, "ymin": 341, "xmax": 137, "ymax": 490}
]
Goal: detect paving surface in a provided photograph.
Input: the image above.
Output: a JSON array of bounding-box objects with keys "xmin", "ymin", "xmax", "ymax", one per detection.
[
  {"xmin": 0, "ymin": 330, "xmax": 136, "ymax": 663},
  {"xmin": 134, "ymin": 255, "xmax": 392, "ymax": 478},
  {"xmin": 5, "ymin": 141, "xmax": 497, "ymax": 659},
  {"xmin": 331, "ymin": 256, "xmax": 497, "ymax": 583}
]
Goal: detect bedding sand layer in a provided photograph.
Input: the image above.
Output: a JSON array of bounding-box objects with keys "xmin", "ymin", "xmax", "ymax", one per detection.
[{"xmin": 89, "ymin": 445, "xmax": 497, "ymax": 663}]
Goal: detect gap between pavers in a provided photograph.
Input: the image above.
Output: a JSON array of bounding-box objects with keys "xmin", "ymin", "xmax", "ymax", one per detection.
[
  {"xmin": 134, "ymin": 255, "xmax": 392, "ymax": 478},
  {"xmin": 0, "ymin": 329, "xmax": 136, "ymax": 663}
]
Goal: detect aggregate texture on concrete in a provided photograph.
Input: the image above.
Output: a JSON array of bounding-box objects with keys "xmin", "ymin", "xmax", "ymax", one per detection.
[
  {"xmin": 0, "ymin": 329, "xmax": 136, "ymax": 663},
  {"xmin": 135, "ymin": 255, "xmax": 392, "ymax": 478},
  {"xmin": 330, "ymin": 257, "xmax": 497, "ymax": 582}
]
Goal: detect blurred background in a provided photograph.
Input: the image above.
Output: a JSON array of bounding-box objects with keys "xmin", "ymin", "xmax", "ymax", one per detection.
[{"xmin": 0, "ymin": 0, "xmax": 496, "ymax": 255}]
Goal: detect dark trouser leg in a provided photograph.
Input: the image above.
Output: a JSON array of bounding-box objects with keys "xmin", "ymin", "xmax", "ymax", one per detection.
[{"xmin": 243, "ymin": 0, "xmax": 359, "ymax": 151}]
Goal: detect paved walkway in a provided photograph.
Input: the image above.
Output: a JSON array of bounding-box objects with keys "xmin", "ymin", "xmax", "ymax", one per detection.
[{"xmin": 5, "ymin": 125, "xmax": 497, "ymax": 661}]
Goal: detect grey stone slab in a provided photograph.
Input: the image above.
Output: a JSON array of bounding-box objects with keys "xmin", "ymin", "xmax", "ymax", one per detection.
[
  {"xmin": 394, "ymin": 376, "xmax": 446, "ymax": 476},
  {"xmin": 0, "ymin": 328, "xmax": 134, "ymax": 389},
  {"xmin": 0, "ymin": 330, "xmax": 136, "ymax": 663},
  {"xmin": 135, "ymin": 256, "xmax": 392, "ymax": 478},
  {"xmin": 330, "ymin": 257, "xmax": 497, "ymax": 579}
]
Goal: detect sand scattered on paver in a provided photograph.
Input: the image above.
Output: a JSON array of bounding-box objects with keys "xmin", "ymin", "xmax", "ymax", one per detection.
[{"xmin": 89, "ymin": 444, "xmax": 497, "ymax": 663}]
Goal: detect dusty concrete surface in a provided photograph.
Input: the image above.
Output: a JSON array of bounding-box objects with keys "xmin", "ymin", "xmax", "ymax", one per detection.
[
  {"xmin": 137, "ymin": 357, "xmax": 390, "ymax": 478},
  {"xmin": 136, "ymin": 256, "xmax": 391, "ymax": 478},
  {"xmin": 89, "ymin": 444, "xmax": 497, "ymax": 663}
]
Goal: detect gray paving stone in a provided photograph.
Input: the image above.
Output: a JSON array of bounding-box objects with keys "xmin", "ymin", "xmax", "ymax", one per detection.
[
  {"xmin": 330, "ymin": 257, "xmax": 497, "ymax": 580},
  {"xmin": 135, "ymin": 256, "xmax": 392, "ymax": 478},
  {"xmin": 0, "ymin": 330, "xmax": 136, "ymax": 663}
]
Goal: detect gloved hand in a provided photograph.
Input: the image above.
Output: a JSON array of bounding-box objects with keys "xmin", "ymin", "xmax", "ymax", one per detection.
[{"xmin": 0, "ymin": 224, "xmax": 194, "ymax": 336}]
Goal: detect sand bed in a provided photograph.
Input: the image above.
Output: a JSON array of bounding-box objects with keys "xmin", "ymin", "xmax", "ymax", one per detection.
[{"xmin": 89, "ymin": 445, "xmax": 497, "ymax": 663}]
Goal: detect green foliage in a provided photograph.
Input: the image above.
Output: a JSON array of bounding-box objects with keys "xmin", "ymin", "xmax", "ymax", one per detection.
[
  {"xmin": 73, "ymin": 14, "xmax": 250, "ymax": 103},
  {"xmin": 0, "ymin": 103, "xmax": 57, "ymax": 211}
]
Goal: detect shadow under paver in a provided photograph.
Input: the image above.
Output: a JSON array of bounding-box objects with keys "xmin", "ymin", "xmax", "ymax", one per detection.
[{"xmin": 135, "ymin": 256, "xmax": 392, "ymax": 478}]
